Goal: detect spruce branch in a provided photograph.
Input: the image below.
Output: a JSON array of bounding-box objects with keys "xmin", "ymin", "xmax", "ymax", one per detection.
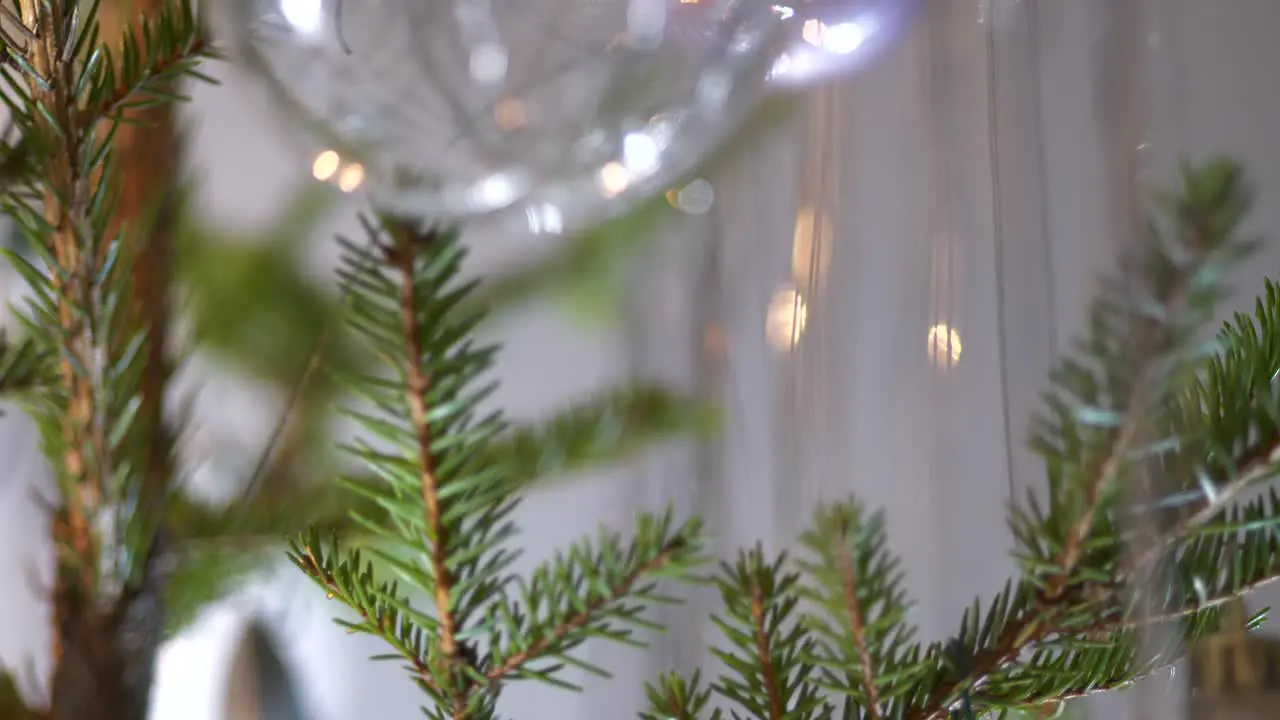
[
  {"xmin": 385, "ymin": 219, "xmax": 466, "ymax": 669},
  {"xmin": 307, "ymin": 214, "xmax": 504, "ymax": 715},
  {"xmin": 0, "ymin": 0, "xmax": 209, "ymax": 717},
  {"xmin": 0, "ymin": 330, "xmax": 53, "ymax": 397},
  {"xmin": 157, "ymin": 381, "xmax": 709, "ymax": 633},
  {"xmin": 795, "ymin": 502, "xmax": 922, "ymax": 718},
  {"xmin": 620, "ymin": 158, "xmax": 1280, "ymax": 720},
  {"xmin": 907, "ymin": 158, "xmax": 1260, "ymax": 720},
  {"xmin": 641, "ymin": 670, "xmax": 723, "ymax": 720},
  {"xmin": 12, "ymin": 0, "xmax": 105, "ymax": 606},
  {"xmin": 710, "ymin": 547, "xmax": 828, "ymax": 720},
  {"xmin": 482, "ymin": 510, "xmax": 705, "ymax": 689},
  {"xmin": 289, "ymin": 212, "xmax": 708, "ymax": 718},
  {"xmin": 1025, "ymin": 160, "xmax": 1248, "ymax": 606}
]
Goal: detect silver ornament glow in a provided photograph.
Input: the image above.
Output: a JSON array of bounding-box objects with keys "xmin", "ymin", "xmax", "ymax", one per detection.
[
  {"xmin": 766, "ymin": 0, "xmax": 921, "ymax": 89},
  {"xmin": 225, "ymin": 0, "xmax": 785, "ymax": 234}
]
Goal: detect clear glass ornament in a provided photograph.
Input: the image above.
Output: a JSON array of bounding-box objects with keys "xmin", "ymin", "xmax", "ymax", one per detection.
[
  {"xmin": 224, "ymin": 0, "xmax": 785, "ymax": 233},
  {"xmin": 765, "ymin": 0, "xmax": 922, "ymax": 90}
]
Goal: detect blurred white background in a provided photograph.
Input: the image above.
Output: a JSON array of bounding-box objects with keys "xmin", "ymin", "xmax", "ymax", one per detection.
[{"xmin": 3, "ymin": 0, "xmax": 1280, "ymax": 718}]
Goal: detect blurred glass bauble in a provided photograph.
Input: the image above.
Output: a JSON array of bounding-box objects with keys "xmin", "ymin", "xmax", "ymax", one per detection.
[
  {"xmin": 765, "ymin": 0, "xmax": 922, "ymax": 89},
  {"xmin": 226, "ymin": 0, "xmax": 784, "ymax": 233}
]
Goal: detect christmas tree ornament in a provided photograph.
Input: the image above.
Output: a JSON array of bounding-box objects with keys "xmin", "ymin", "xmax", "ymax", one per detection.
[
  {"xmin": 225, "ymin": 0, "xmax": 785, "ymax": 233},
  {"xmin": 765, "ymin": 0, "xmax": 922, "ymax": 89}
]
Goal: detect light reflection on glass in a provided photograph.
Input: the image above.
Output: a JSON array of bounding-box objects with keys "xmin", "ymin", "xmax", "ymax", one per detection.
[
  {"xmin": 801, "ymin": 19, "xmax": 870, "ymax": 55},
  {"xmin": 667, "ymin": 178, "xmax": 715, "ymax": 214},
  {"xmin": 927, "ymin": 323, "xmax": 962, "ymax": 370},
  {"xmin": 525, "ymin": 203, "xmax": 564, "ymax": 235},
  {"xmin": 766, "ymin": 285, "xmax": 807, "ymax": 350},
  {"xmin": 791, "ymin": 204, "xmax": 831, "ymax": 287},
  {"xmin": 928, "ymin": 237, "xmax": 961, "ymax": 374},
  {"xmin": 597, "ymin": 162, "xmax": 630, "ymax": 197},
  {"xmin": 766, "ymin": 0, "xmax": 921, "ymax": 89},
  {"xmin": 280, "ymin": 0, "xmax": 323, "ymax": 36}
]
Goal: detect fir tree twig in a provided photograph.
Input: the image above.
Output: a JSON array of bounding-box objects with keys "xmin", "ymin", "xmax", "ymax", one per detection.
[
  {"xmin": 0, "ymin": 1, "xmax": 211, "ymax": 717},
  {"xmin": 288, "ymin": 214, "xmax": 707, "ymax": 719}
]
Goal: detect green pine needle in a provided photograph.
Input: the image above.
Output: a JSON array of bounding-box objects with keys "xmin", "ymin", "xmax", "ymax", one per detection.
[
  {"xmin": 709, "ymin": 546, "xmax": 829, "ymax": 720},
  {"xmin": 285, "ymin": 213, "xmax": 709, "ymax": 715},
  {"xmin": 641, "ymin": 670, "xmax": 724, "ymax": 720},
  {"xmin": 795, "ymin": 501, "xmax": 927, "ymax": 715}
]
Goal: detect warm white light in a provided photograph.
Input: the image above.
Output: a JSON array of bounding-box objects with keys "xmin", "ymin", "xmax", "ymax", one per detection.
[
  {"xmin": 801, "ymin": 19, "xmax": 870, "ymax": 55},
  {"xmin": 311, "ymin": 150, "xmax": 340, "ymax": 181},
  {"xmin": 472, "ymin": 173, "xmax": 521, "ymax": 209},
  {"xmin": 280, "ymin": 0, "xmax": 323, "ymax": 35},
  {"xmin": 622, "ymin": 133, "xmax": 660, "ymax": 176},
  {"xmin": 598, "ymin": 162, "xmax": 631, "ymax": 197},
  {"xmin": 766, "ymin": 286, "xmax": 807, "ymax": 350},
  {"xmin": 791, "ymin": 205, "xmax": 832, "ymax": 285},
  {"xmin": 927, "ymin": 323, "xmax": 962, "ymax": 370},
  {"xmin": 801, "ymin": 19, "xmax": 824, "ymax": 46},
  {"xmin": 337, "ymin": 163, "xmax": 364, "ymax": 192},
  {"xmin": 823, "ymin": 22, "xmax": 870, "ymax": 55}
]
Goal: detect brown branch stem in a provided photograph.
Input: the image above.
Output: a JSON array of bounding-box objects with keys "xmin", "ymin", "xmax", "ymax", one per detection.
[
  {"xmin": 750, "ymin": 577, "xmax": 785, "ymax": 720},
  {"xmin": 386, "ymin": 221, "xmax": 465, "ymax": 716},
  {"xmin": 834, "ymin": 541, "xmax": 882, "ymax": 718},
  {"xmin": 233, "ymin": 328, "xmax": 330, "ymax": 517},
  {"xmin": 17, "ymin": 0, "xmax": 99, "ymax": 695}
]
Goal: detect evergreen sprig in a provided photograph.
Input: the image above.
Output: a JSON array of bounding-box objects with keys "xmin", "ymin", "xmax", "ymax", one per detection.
[
  {"xmin": 0, "ymin": 0, "xmax": 211, "ymax": 717},
  {"xmin": 3, "ymin": 0, "xmax": 205, "ymax": 579},
  {"xmin": 0, "ymin": 330, "xmax": 52, "ymax": 398},
  {"xmin": 709, "ymin": 547, "xmax": 827, "ymax": 720},
  {"xmin": 795, "ymin": 503, "xmax": 924, "ymax": 717},
  {"xmin": 288, "ymin": 214, "xmax": 708, "ymax": 719}
]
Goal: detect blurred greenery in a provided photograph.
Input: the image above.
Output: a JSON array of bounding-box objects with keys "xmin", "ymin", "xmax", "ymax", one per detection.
[
  {"xmin": 163, "ymin": 186, "xmax": 724, "ymax": 631},
  {"xmin": 176, "ymin": 184, "xmax": 356, "ymax": 384},
  {"xmin": 0, "ymin": 670, "xmax": 29, "ymax": 719},
  {"xmin": 154, "ymin": 94, "xmax": 799, "ymax": 634}
]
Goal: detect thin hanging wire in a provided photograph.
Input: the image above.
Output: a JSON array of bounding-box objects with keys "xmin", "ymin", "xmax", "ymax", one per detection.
[{"xmin": 983, "ymin": 0, "xmax": 1058, "ymax": 500}]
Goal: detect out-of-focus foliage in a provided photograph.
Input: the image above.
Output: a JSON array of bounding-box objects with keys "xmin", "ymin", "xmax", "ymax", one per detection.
[{"xmin": 176, "ymin": 184, "xmax": 356, "ymax": 384}]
